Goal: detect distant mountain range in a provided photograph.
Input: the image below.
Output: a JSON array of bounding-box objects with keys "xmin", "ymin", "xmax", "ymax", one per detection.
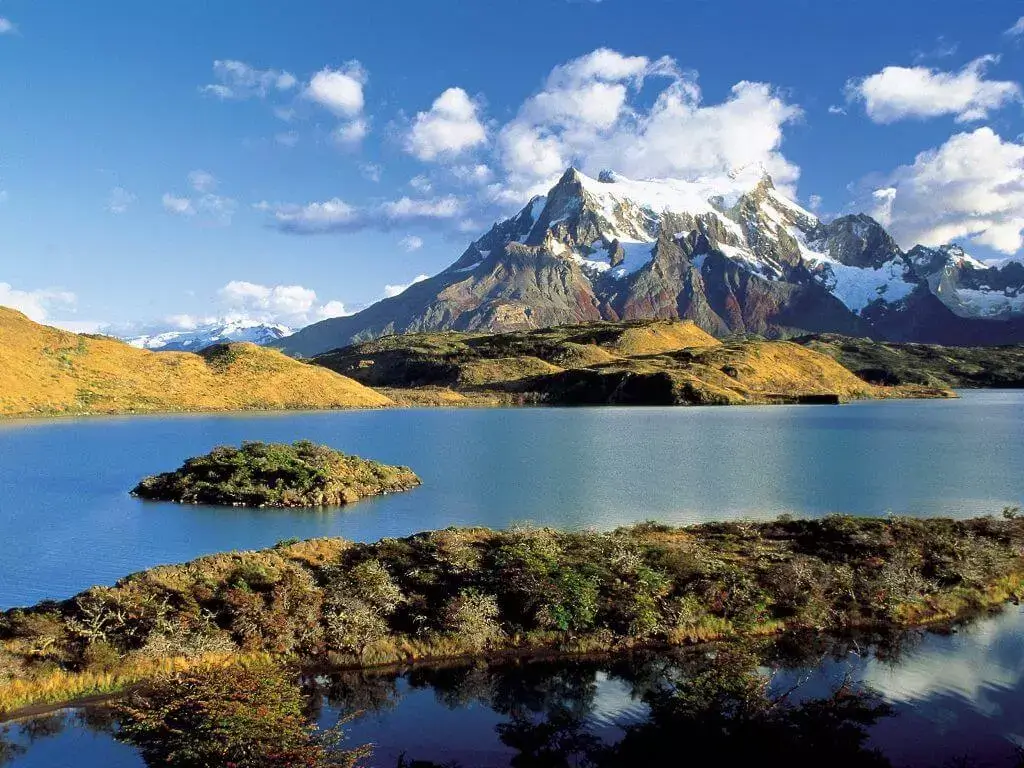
[
  {"xmin": 124, "ymin": 319, "xmax": 292, "ymax": 352},
  {"xmin": 277, "ymin": 167, "xmax": 1024, "ymax": 357}
]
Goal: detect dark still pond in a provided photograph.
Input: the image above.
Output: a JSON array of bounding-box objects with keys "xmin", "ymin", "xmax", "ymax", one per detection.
[
  {"xmin": 5, "ymin": 607, "xmax": 1024, "ymax": 767},
  {"xmin": 1, "ymin": 391, "xmax": 1022, "ymax": 608}
]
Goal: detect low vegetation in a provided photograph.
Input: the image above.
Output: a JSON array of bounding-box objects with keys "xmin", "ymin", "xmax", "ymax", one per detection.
[
  {"xmin": 117, "ymin": 660, "xmax": 368, "ymax": 768},
  {"xmin": 797, "ymin": 334, "xmax": 1024, "ymax": 389},
  {"xmin": 3, "ymin": 513, "xmax": 1022, "ymax": 716},
  {"xmin": 315, "ymin": 319, "xmax": 953, "ymax": 406},
  {"xmin": 133, "ymin": 441, "xmax": 420, "ymax": 508},
  {"xmin": 0, "ymin": 307, "xmax": 392, "ymax": 417}
]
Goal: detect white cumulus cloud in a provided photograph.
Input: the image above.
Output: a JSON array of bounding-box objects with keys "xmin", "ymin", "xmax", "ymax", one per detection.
[
  {"xmin": 495, "ymin": 48, "xmax": 802, "ymax": 199},
  {"xmin": 305, "ymin": 63, "xmax": 366, "ymax": 117},
  {"xmin": 219, "ymin": 280, "xmax": 350, "ymax": 325},
  {"xmin": 1006, "ymin": 16, "xmax": 1024, "ymax": 37},
  {"xmin": 870, "ymin": 127, "xmax": 1024, "ymax": 255},
  {"xmin": 405, "ymin": 87, "xmax": 487, "ymax": 161},
  {"xmin": 256, "ymin": 198, "xmax": 359, "ymax": 233},
  {"xmin": 848, "ymin": 55, "xmax": 1021, "ymax": 123},
  {"xmin": 333, "ymin": 118, "xmax": 369, "ymax": 148}
]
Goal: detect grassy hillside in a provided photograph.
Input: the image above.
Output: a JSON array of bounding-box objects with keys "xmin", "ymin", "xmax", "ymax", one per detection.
[
  {"xmin": 796, "ymin": 334, "xmax": 1024, "ymax": 389},
  {"xmin": 314, "ymin": 319, "xmax": 952, "ymax": 406},
  {"xmin": 0, "ymin": 307, "xmax": 393, "ymax": 417}
]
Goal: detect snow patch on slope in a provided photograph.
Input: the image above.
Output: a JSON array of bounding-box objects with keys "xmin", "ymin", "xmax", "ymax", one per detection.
[
  {"xmin": 717, "ymin": 242, "xmax": 785, "ymax": 280},
  {"xmin": 952, "ymin": 288, "xmax": 1024, "ymax": 318},
  {"xmin": 799, "ymin": 242, "xmax": 916, "ymax": 313}
]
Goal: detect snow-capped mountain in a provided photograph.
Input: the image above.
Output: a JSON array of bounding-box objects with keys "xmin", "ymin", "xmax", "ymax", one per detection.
[
  {"xmin": 279, "ymin": 167, "xmax": 1024, "ymax": 357},
  {"xmin": 125, "ymin": 319, "xmax": 293, "ymax": 352}
]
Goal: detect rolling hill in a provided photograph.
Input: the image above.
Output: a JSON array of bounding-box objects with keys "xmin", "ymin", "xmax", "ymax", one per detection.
[{"xmin": 0, "ymin": 307, "xmax": 392, "ymax": 417}]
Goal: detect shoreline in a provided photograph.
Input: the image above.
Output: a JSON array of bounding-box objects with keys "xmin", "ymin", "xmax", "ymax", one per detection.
[
  {"xmin": 0, "ymin": 383, "xmax": 966, "ymax": 423},
  {"xmin": 1, "ymin": 601, "xmax": 1015, "ymax": 724},
  {"xmin": 3, "ymin": 516, "xmax": 1022, "ymax": 718}
]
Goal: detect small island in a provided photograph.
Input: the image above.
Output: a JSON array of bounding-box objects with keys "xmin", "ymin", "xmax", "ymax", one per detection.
[{"xmin": 131, "ymin": 440, "xmax": 420, "ymax": 507}]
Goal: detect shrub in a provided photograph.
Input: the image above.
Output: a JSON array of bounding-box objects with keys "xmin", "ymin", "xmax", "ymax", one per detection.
[
  {"xmin": 440, "ymin": 590, "xmax": 502, "ymax": 651},
  {"xmin": 324, "ymin": 598, "xmax": 388, "ymax": 659}
]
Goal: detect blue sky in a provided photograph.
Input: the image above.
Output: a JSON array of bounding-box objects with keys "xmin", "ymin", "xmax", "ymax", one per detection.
[{"xmin": 1, "ymin": 0, "xmax": 1023, "ymax": 332}]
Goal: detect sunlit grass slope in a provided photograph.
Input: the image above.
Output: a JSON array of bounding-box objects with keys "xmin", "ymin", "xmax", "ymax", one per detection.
[{"xmin": 0, "ymin": 307, "xmax": 393, "ymax": 416}]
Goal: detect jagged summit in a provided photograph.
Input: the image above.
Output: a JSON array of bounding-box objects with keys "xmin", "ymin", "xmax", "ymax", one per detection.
[{"xmin": 277, "ymin": 167, "xmax": 1024, "ymax": 357}]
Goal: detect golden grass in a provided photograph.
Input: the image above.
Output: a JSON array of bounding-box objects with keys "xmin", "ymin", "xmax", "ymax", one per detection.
[
  {"xmin": 0, "ymin": 307, "xmax": 393, "ymax": 417},
  {"xmin": 611, "ymin": 340, "xmax": 954, "ymax": 405},
  {"xmin": 0, "ymin": 652, "xmax": 276, "ymax": 715},
  {"xmin": 457, "ymin": 356, "xmax": 563, "ymax": 387},
  {"xmin": 606, "ymin": 320, "xmax": 720, "ymax": 356}
]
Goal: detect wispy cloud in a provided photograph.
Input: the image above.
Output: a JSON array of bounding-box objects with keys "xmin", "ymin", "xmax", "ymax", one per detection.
[
  {"xmin": 200, "ymin": 60, "xmax": 297, "ymax": 100},
  {"xmin": 399, "ymin": 235, "xmax": 424, "ymax": 252},
  {"xmin": 257, "ymin": 195, "xmax": 464, "ymax": 235},
  {"xmin": 163, "ymin": 173, "xmax": 237, "ymax": 225},
  {"xmin": 106, "ymin": 187, "xmax": 135, "ymax": 214},
  {"xmin": 0, "ymin": 18, "xmax": 16, "ymax": 35},
  {"xmin": 1006, "ymin": 16, "xmax": 1024, "ymax": 37}
]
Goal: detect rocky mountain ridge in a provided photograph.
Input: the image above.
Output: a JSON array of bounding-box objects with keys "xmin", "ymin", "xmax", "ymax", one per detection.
[{"xmin": 279, "ymin": 167, "xmax": 1024, "ymax": 356}]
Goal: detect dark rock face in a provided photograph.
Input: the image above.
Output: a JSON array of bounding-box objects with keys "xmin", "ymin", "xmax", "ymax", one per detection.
[{"xmin": 278, "ymin": 168, "xmax": 1024, "ymax": 357}]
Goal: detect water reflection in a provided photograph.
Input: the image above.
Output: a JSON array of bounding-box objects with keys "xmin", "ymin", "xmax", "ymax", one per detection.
[{"xmin": 4, "ymin": 610, "xmax": 1024, "ymax": 767}]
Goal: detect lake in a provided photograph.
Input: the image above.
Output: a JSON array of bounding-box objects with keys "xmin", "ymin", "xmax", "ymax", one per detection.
[
  {"xmin": 0, "ymin": 391, "xmax": 1022, "ymax": 609},
  {"xmin": 1, "ymin": 392, "xmax": 1024, "ymax": 766}
]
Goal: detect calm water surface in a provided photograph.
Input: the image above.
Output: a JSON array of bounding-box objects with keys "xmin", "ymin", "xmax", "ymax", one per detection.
[
  {"xmin": 6, "ymin": 607, "xmax": 1024, "ymax": 767},
  {"xmin": 0, "ymin": 391, "xmax": 1021, "ymax": 608}
]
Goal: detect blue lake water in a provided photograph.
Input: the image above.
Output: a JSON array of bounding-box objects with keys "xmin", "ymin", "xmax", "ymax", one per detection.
[{"xmin": 0, "ymin": 391, "xmax": 1022, "ymax": 608}]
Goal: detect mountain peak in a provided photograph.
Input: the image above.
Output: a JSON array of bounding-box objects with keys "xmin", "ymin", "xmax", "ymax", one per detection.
[{"xmin": 557, "ymin": 166, "xmax": 585, "ymax": 186}]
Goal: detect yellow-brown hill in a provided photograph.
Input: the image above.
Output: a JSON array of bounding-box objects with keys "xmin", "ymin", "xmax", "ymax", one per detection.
[
  {"xmin": 0, "ymin": 307, "xmax": 393, "ymax": 417},
  {"xmin": 314, "ymin": 319, "xmax": 952, "ymax": 406}
]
